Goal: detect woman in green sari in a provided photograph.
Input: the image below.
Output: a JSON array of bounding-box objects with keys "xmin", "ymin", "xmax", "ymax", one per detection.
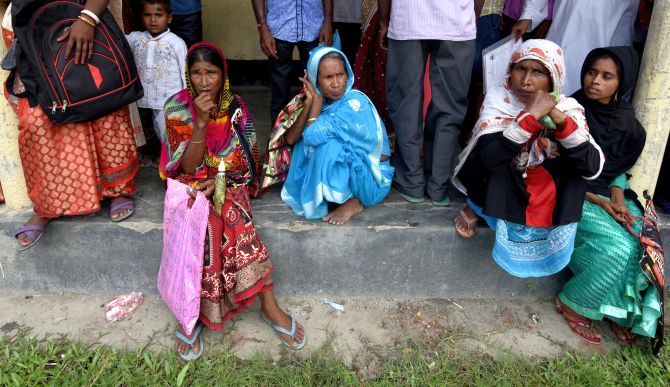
[{"xmin": 556, "ymin": 47, "xmax": 661, "ymax": 345}]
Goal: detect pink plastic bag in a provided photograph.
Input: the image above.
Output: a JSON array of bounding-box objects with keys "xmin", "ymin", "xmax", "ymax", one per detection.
[
  {"xmin": 157, "ymin": 178, "xmax": 210, "ymax": 335},
  {"xmin": 103, "ymin": 292, "xmax": 143, "ymax": 322}
]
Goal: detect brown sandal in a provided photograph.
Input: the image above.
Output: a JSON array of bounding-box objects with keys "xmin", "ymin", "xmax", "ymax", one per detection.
[
  {"xmin": 555, "ymin": 298, "xmax": 601, "ymax": 344},
  {"xmin": 454, "ymin": 207, "xmax": 478, "ymax": 238},
  {"xmin": 607, "ymin": 320, "xmax": 636, "ymax": 345}
]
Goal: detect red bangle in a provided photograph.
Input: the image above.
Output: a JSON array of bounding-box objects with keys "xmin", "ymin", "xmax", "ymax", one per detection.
[{"xmin": 256, "ymin": 22, "xmax": 265, "ymax": 29}]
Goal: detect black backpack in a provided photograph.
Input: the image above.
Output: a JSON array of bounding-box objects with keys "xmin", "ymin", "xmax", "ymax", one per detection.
[{"xmin": 9, "ymin": 0, "xmax": 143, "ymax": 124}]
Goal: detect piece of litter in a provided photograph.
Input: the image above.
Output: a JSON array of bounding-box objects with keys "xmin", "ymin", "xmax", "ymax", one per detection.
[
  {"xmin": 530, "ymin": 313, "xmax": 542, "ymax": 326},
  {"xmin": 428, "ymin": 361, "xmax": 436, "ymax": 369},
  {"xmin": 104, "ymin": 292, "xmax": 143, "ymax": 322},
  {"xmin": 0, "ymin": 261, "xmax": 4, "ymax": 279},
  {"xmin": 446, "ymin": 298, "xmax": 464, "ymax": 309},
  {"xmin": 321, "ymin": 300, "xmax": 344, "ymax": 312}
]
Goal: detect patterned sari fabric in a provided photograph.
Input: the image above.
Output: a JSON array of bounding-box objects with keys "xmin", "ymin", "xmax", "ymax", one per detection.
[
  {"xmin": 261, "ymin": 92, "xmax": 305, "ymax": 192},
  {"xmin": 468, "ymin": 199, "xmax": 578, "ymax": 278},
  {"xmin": 159, "ymin": 43, "xmax": 271, "ymax": 329},
  {"xmin": 18, "ymin": 106, "xmax": 138, "ymax": 218},
  {"xmin": 559, "ymin": 195, "xmax": 661, "ymax": 339}
]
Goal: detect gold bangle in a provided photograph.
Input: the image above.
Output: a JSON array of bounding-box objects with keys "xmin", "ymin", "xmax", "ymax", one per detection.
[
  {"xmin": 78, "ymin": 13, "xmax": 96, "ymax": 24},
  {"xmin": 190, "ymin": 138, "xmax": 205, "ymax": 144},
  {"xmin": 77, "ymin": 15, "xmax": 97, "ymax": 28},
  {"xmin": 306, "ymin": 117, "xmax": 317, "ymax": 124}
]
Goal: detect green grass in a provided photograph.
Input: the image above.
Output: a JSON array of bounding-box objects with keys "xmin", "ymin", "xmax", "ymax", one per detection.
[{"xmin": 1, "ymin": 330, "xmax": 669, "ymax": 386}]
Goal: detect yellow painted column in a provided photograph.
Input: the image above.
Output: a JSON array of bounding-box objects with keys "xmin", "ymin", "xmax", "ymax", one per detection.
[
  {"xmin": 629, "ymin": 0, "xmax": 670, "ymax": 196},
  {"xmin": 0, "ymin": 2, "xmax": 31, "ymax": 208}
]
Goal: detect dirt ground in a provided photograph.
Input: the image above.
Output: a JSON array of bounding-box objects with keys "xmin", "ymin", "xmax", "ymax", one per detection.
[{"xmin": 1, "ymin": 291, "xmax": 625, "ymax": 367}]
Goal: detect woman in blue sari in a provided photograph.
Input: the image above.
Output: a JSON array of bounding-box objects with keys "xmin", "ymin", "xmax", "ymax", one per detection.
[{"xmin": 281, "ymin": 46, "xmax": 394, "ymax": 225}]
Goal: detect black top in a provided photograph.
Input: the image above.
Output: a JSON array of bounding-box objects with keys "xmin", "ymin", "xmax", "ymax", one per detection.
[
  {"xmin": 571, "ymin": 46, "xmax": 646, "ymax": 199},
  {"xmin": 459, "ymin": 115, "xmax": 603, "ymax": 227}
]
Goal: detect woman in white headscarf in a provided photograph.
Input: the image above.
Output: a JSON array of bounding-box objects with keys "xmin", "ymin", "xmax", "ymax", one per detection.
[{"xmin": 452, "ymin": 39, "xmax": 604, "ymax": 278}]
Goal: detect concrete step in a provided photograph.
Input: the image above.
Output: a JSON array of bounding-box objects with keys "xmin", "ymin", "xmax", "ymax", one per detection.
[{"xmin": 1, "ymin": 167, "xmax": 668, "ymax": 298}]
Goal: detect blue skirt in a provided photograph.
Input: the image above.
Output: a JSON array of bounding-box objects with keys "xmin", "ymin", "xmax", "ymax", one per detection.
[{"xmin": 468, "ymin": 200, "xmax": 577, "ymax": 278}]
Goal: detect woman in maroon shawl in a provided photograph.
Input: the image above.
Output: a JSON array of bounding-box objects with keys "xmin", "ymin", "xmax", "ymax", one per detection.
[{"xmin": 353, "ymin": 0, "xmax": 394, "ymax": 149}]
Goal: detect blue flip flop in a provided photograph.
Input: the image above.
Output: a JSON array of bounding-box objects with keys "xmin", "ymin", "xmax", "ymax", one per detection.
[
  {"xmin": 261, "ymin": 313, "xmax": 307, "ymax": 350},
  {"xmin": 175, "ymin": 323, "xmax": 204, "ymax": 361},
  {"xmin": 15, "ymin": 224, "xmax": 46, "ymax": 251}
]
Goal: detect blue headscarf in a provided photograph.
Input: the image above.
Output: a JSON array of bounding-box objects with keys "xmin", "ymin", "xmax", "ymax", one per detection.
[
  {"xmin": 281, "ymin": 46, "xmax": 393, "ymax": 220},
  {"xmin": 306, "ymin": 45, "xmax": 354, "ymax": 96}
]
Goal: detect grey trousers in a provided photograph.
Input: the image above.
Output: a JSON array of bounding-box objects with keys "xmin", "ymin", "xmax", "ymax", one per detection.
[{"xmin": 386, "ymin": 38, "xmax": 475, "ymax": 200}]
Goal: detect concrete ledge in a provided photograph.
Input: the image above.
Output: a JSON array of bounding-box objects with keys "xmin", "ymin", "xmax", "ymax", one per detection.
[{"xmin": 1, "ymin": 168, "xmax": 668, "ymax": 297}]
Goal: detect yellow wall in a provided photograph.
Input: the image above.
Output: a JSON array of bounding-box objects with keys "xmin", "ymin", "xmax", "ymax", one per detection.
[
  {"xmin": 629, "ymin": 0, "xmax": 670, "ymax": 196},
  {"xmin": 202, "ymin": 0, "xmax": 267, "ymax": 60},
  {"xmin": 0, "ymin": 1, "xmax": 31, "ymax": 208}
]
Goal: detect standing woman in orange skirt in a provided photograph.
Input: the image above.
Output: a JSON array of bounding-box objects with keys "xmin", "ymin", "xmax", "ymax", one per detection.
[{"xmin": 6, "ymin": 0, "xmax": 139, "ymax": 251}]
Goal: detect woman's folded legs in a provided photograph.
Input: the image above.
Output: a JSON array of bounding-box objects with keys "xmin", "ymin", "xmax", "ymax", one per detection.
[{"xmin": 321, "ymin": 159, "xmax": 393, "ymax": 225}]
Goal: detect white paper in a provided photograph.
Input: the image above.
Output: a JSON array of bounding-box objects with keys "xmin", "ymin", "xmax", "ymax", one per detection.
[
  {"xmin": 482, "ymin": 36, "xmax": 523, "ymax": 93},
  {"xmin": 321, "ymin": 299, "xmax": 345, "ymax": 312}
]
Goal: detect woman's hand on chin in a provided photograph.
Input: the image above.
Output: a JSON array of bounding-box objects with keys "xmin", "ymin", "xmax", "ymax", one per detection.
[
  {"xmin": 526, "ymin": 90, "xmax": 557, "ymax": 120},
  {"xmin": 194, "ymin": 93, "xmax": 216, "ymax": 129},
  {"xmin": 189, "ymin": 179, "xmax": 216, "ymax": 199}
]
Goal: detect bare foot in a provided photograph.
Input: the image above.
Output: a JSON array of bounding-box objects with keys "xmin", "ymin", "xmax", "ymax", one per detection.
[
  {"xmin": 259, "ymin": 292, "xmax": 305, "ymax": 348},
  {"xmin": 17, "ymin": 214, "xmax": 50, "ymax": 248},
  {"xmin": 322, "ymin": 198, "xmax": 363, "ymax": 225},
  {"xmin": 175, "ymin": 325, "xmax": 202, "ymax": 355},
  {"xmin": 110, "ymin": 196, "xmax": 135, "ymax": 221}
]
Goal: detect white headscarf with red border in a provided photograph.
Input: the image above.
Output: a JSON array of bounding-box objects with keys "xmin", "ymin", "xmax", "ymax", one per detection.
[{"xmin": 453, "ymin": 39, "xmax": 588, "ymax": 195}]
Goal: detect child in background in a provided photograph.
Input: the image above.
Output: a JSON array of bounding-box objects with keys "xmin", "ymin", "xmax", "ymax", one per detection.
[{"xmin": 126, "ymin": 0, "xmax": 187, "ymax": 145}]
